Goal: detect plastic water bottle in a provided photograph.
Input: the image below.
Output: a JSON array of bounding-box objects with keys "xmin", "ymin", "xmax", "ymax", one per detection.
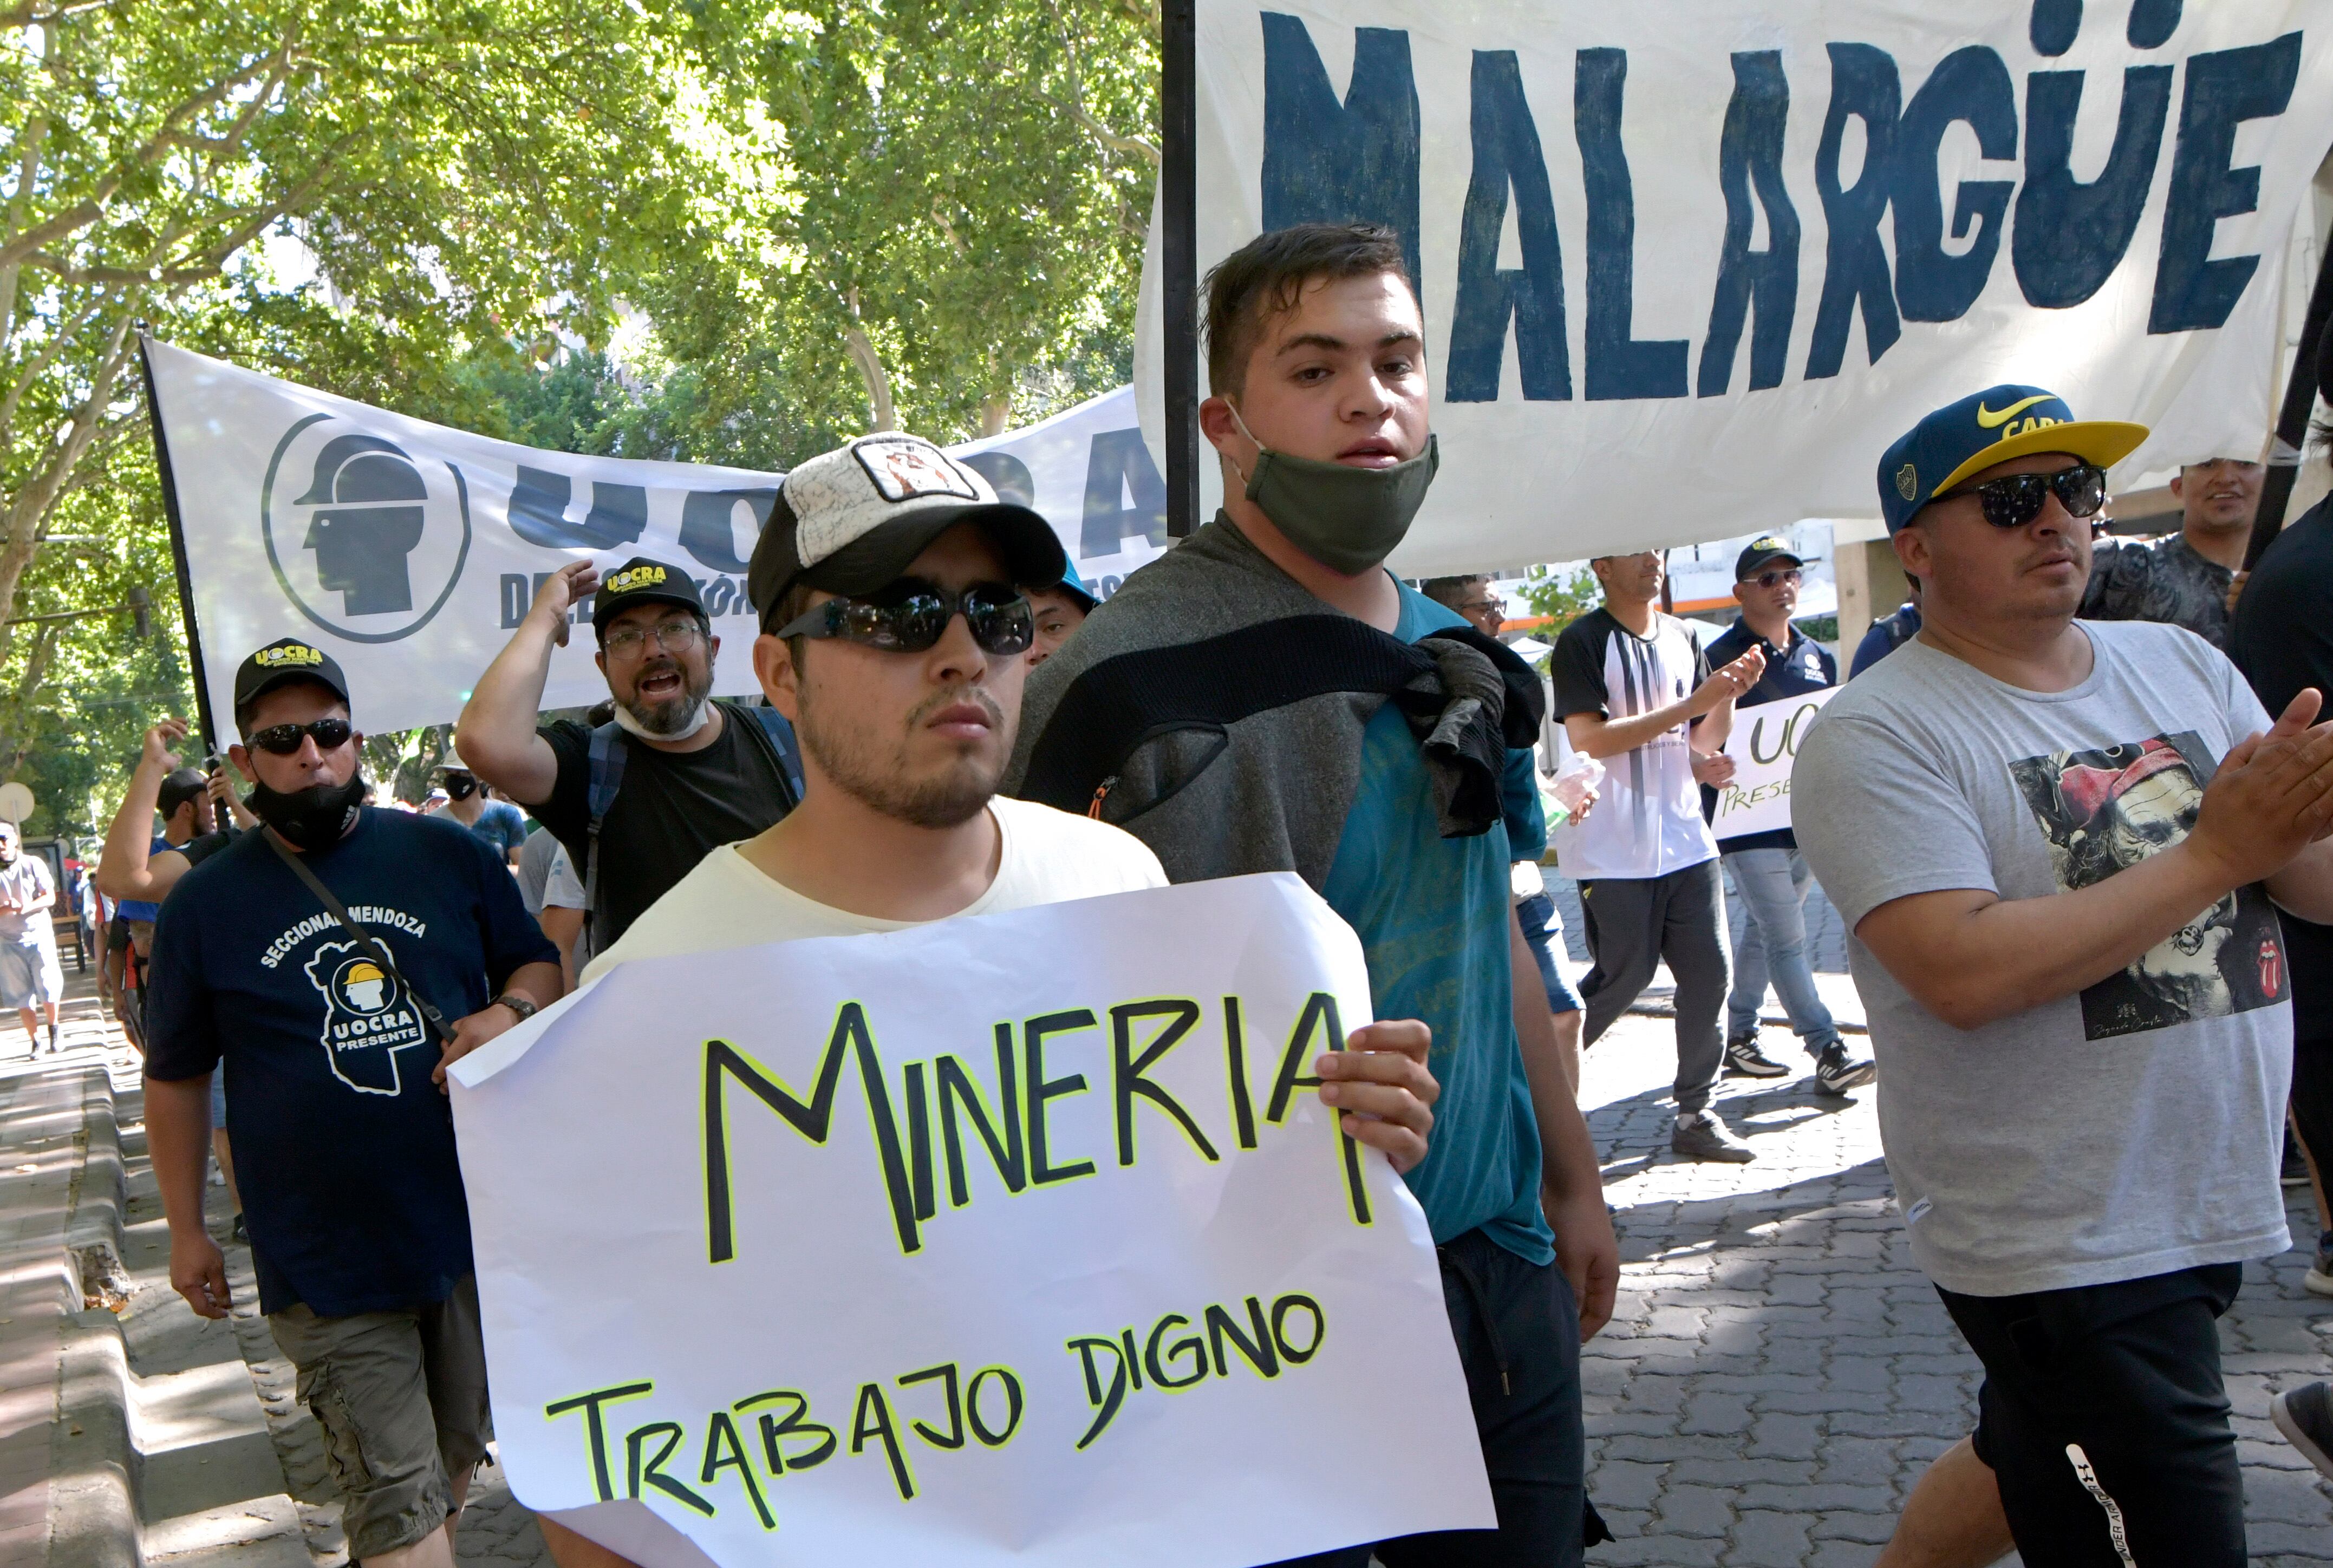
[{"xmin": 1547, "ymin": 753, "xmax": 1606, "ymax": 824}]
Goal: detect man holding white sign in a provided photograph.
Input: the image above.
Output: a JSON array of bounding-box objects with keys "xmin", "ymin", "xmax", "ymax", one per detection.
[
  {"xmin": 1699, "ymin": 538, "xmax": 1874, "ymax": 1097},
  {"xmin": 496, "ymin": 430, "xmax": 1444, "ymax": 1567}
]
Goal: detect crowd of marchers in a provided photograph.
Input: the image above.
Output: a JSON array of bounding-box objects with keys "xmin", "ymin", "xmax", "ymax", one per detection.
[{"xmin": 60, "ymin": 221, "xmax": 2333, "ymax": 1568}]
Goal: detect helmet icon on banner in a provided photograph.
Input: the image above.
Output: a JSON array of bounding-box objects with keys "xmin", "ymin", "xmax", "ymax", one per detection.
[
  {"xmin": 294, "ymin": 435, "xmax": 427, "ymax": 615},
  {"xmin": 262, "ymin": 413, "xmax": 473, "ymax": 644}
]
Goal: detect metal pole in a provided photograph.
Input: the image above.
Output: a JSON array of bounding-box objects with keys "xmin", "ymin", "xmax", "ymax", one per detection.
[
  {"xmin": 136, "ymin": 333, "xmax": 221, "ymax": 754},
  {"xmin": 1161, "ymin": 0, "xmax": 1201, "ymax": 538},
  {"xmin": 2247, "ymin": 221, "xmax": 2333, "ymax": 570}
]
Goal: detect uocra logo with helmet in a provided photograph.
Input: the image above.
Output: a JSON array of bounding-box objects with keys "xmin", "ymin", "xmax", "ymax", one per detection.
[{"xmin": 262, "ymin": 414, "xmax": 474, "ymax": 643}]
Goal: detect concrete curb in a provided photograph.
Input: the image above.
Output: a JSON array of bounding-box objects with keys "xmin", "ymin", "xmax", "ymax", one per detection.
[{"xmin": 47, "ymin": 1066, "xmax": 139, "ymax": 1568}]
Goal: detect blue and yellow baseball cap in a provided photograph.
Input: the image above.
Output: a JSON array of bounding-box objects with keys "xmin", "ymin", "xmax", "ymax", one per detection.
[{"xmin": 1877, "ymin": 386, "xmax": 2147, "ymax": 533}]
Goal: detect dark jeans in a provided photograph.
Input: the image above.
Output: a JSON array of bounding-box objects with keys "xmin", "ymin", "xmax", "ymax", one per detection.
[
  {"xmin": 1576, "ymin": 860, "xmax": 1729, "ymax": 1113},
  {"xmin": 1266, "ymin": 1229, "xmax": 1597, "ymax": 1568},
  {"xmin": 1516, "ymin": 891, "xmax": 1583, "ymax": 1015},
  {"xmin": 1939, "ymin": 1263, "xmax": 2245, "ymax": 1566}
]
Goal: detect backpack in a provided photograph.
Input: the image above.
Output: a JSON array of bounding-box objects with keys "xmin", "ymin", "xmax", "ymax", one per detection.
[{"xmin": 579, "ymin": 701, "xmax": 804, "ymax": 962}]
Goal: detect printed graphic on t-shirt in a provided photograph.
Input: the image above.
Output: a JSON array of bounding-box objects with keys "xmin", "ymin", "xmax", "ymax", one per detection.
[
  {"xmin": 303, "ymin": 939, "xmax": 431, "ymax": 1094},
  {"xmin": 2010, "ymin": 732, "xmax": 2283, "ymax": 1040}
]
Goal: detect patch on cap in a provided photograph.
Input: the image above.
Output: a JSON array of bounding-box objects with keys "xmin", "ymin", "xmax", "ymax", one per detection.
[
  {"xmin": 853, "ymin": 436, "xmax": 982, "ymax": 505},
  {"xmin": 1895, "ymin": 463, "xmax": 1918, "ymax": 502},
  {"xmin": 255, "ymin": 642, "xmax": 327, "ymax": 669},
  {"xmin": 603, "ymin": 563, "xmax": 669, "ymax": 595}
]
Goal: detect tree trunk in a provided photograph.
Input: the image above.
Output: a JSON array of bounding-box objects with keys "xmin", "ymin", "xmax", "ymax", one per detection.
[
  {"xmin": 980, "ymin": 393, "xmax": 1012, "ymax": 437},
  {"xmin": 843, "ymin": 287, "xmax": 896, "ymax": 433}
]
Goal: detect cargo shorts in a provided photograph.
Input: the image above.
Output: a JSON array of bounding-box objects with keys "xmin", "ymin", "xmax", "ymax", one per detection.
[{"xmin": 266, "ymin": 1275, "xmax": 493, "ymax": 1559}]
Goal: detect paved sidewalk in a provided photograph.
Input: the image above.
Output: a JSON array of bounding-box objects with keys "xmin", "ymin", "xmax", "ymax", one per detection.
[{"xmin": 1577, "ymin": 1003, "xmax": 2333, "ymax": 1564}]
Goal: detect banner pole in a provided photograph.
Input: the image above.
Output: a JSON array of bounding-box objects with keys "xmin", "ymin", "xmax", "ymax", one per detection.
[
  {"xmin": 136, "ymin": 334, "xmax": 221, "ymax": 755},
  {"xmin": 2247, "ymin": 220, "xmax": 2333, "ymax": 571},
  {"xmin": 1162, "ymin": 0, "xmax": 1201, "ymax": 539}
]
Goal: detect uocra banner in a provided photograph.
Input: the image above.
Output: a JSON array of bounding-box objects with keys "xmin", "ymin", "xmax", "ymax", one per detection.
[
  {"xmin": 146, "ymin": 339, "xmax": 1158, "ymax": 738},
  {"xmin": 146, "ymin": 338, "xmax": 786, "ymax": 741},
  {"xmin": 448, "ymin": 873, "xmax": 1490, "ymax": 1567},
  {"xmin": 1137, "ymin": 1, "xmax": 2333, "ymax": 574}
]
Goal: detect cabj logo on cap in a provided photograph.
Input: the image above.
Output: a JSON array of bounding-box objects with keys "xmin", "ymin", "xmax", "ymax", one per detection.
[
  {"xmin": 1895, "ymin": 464, "xmax": 1918, "ymax": 502},
  {"xmin": 262, "ymin": 414, "xmax": 473, "ymax": 645},
  {"xmin": 604, "ymin": 564, "xmax": 669, "ymax": 595},
  {"xmin": 254, "ymin": 642, "xmax": 325, "ymax": 669},
  {"xmin": 853, "ymin": 436, "xmax": 981, "ymax": 505}
]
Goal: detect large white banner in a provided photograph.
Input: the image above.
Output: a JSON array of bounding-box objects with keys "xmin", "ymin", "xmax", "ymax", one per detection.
[
  {"xmin": 447, "ymin": 873, "xmax": 1491, "ymax": 1568},
  {"xmin": 952, "ymin": 386, "xmax": 1171, "ymax": 601},
  {"xmin": 147, "ymin": 339, "xmax": 784, "ymax": 741},
  {"xmin": 146, "ymin": 339, "xmax": 1158, "ymax": 738},
  {"xmin": 1139, "ymin": 1, "xmax": 2333, "ymax": 575},
  {"xmin": 1713, "ymin": 686, "xmax": 1840, "ymax": 841}
]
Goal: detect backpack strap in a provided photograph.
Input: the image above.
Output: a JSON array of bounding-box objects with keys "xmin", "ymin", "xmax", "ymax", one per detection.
[
  {"xmin": 579, "ymin": 721, "xmax": 628, "ymax": 966},
  {"xmin": 736, "ymin": 702, "xmax": 805, "ymax": 807}
]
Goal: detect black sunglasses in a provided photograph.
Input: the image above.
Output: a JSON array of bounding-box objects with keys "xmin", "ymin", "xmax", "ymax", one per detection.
[
  {"xmin": 1944, "ymin": 463, "xmax": 2107, "ymax": 530},
  {"xmin": 776, "ymin": 580, "xmax": 1034, "ymax": 656},
  {"xmin": 246, "ymin": 717, "xmax": 354, "ymax": 755}
]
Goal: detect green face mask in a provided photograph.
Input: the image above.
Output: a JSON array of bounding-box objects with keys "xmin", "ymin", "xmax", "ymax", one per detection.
[{"xmin": 1227, "ymin": 404, "xmax": 1439, "ymax": 576}]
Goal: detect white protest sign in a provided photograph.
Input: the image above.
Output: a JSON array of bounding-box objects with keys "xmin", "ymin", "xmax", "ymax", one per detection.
[
  {"xmin": 1712, "ymin": 687, "xmax": 1840, "ymax": 840},
  {"xmin": 1139, "ymin": 1, "xmax": 2333, "ymax": 574},
  {"xmin": 448, "ymin": 873, "xmax": 1492, "ymax": 1567}
]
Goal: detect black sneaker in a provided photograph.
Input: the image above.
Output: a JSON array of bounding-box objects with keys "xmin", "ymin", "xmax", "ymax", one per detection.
[
  {"xmin": 2275, "ymin": 1382, "xmax": 2333, "ymax": 1481},
  {"xmin": 2284, "ymin": 1133, "xmax": 2314, "ymax": 1187},
  {"xmin": 1813, "ymin": 1040, "xmax": 1877, "ymax": 1097},
  {"xmin": 1722, "ymin": 1031, "xmax": 1790, "ymax": 1079},
  {"xmin": 1672, "ymin": 1110, "xmax": 1756, "ymax": 1163}
]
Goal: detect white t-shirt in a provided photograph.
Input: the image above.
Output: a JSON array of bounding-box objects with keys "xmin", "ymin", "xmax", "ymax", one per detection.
[
  {"xmin": 1547, "ymin": 607, "xmax": 1719, "ymax": 880},
  {"xmin": 542, "ymin": 844, "xmax": 585, "ymax": 911},
  {"xmin": 582, "ymin": 796, "xmax": 1168, "ymax": 982}
]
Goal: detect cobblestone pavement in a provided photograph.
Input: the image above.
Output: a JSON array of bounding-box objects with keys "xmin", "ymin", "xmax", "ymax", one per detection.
[{"xmin": 1576, "ymin": 1004, "xmax": 2333, "ymax": 1564}]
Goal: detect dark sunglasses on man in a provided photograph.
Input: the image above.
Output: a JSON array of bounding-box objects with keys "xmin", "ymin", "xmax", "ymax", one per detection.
[
  {"xmin": 774, "ymin": 579, "xmax": 1034, "ymax": 657},
  {"xmin": 1943, "ymin": 463, "xmax": 2107, "ymax": 530},
  {"xmin": 246, "ymin": 717, "xmax": 355, "ymax": 755}
]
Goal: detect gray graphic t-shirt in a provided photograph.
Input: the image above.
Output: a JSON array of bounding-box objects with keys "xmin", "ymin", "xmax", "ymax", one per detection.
[{"xmin": 1795, "ymin": 619, "xmax": 2291, "ymax": 1296}]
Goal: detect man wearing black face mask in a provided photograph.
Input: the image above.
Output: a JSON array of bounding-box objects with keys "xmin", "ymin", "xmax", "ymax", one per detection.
[
  {"xmin": 142, "ymin": 638, "xmax": 559, "ymax": 1568},
  {"xmin": 1012, "ymin": 222, "xmax": 1618, "ymax": 1565},
  {"xmin": 434, "ymin": 768, "xmax": 527, "ymax": 866}
]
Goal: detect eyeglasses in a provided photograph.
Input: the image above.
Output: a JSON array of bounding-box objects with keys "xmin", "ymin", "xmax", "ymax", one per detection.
[
  {"xmin": 246, "ymin": 718, "xmax": 354, "ymax": 755},
  {"xmin": 776, "ymin": 580, "xmax": 1033, "ymax": 656},
  {"xmin": 602, "ymin": 618, "xmax": 703, "ymax": 658},
  {"xmin": 1742, "ymin": 569, "xmax": 1802, "ymax": 590},
  {"xmin": 1944, "ymin": 463, "xmax": 2108, "ymax": 530},
  {"xmin": 1457, "ymin": 598, "xmax": 1507, "ymax": 616}
]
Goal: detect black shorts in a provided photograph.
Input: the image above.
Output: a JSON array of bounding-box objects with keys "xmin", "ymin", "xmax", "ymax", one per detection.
[{"xmin": 1938, "ymin": 1262, "xmax": 2245, "ymax": 1566}]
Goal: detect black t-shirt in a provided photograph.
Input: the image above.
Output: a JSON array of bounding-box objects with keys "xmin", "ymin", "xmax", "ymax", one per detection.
[
  {"xmin": 531, "ymin": 703, "xmax": 796, "ymax": 951},
  {"xmin": 2230, "ymin": 494, "xmax": 2333, "ymax": 1041},
  {"xmin": 144, "ymin": 809, "xmax": 557, "ymax": 1315},
  {"xmin": 1699, "ymin": 618, "xmax": 1837, "ymax": 854},
  {"xmin": 178, "ymin": 826, "xmax": 236, "ymax": 871}
]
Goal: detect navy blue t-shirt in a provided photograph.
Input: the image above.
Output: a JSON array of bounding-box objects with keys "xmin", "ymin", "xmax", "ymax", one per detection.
[{"xmin": 145, "ymin": 809, "xmax": 556, "ymax": 1316}]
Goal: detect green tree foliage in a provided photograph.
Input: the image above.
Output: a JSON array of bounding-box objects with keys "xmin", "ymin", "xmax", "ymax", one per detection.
[
  {"xmin": 653, "ymin": 0, "xmax": 1156, "ymax": 449},
  {"xmin": 1518, "ymin": 564, "xmax": 1602, "ymax": 635}
]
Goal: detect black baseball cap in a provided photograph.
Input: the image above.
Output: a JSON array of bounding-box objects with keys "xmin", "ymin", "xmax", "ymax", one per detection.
[
  {"xmin": 1734, "ymin": 536, "xmax": 1809, "ymax": 580},
  {"xmin": 748, "ymin": 433, "xmax": 1067, "ymax": 624},
  {"xmin": 591, "ymin": 557, "xmax": 705, "ymax": 636},
  {"xmin": 233, "ymin": 638, "xmax": 350, "ymax": 717},
  {"xmin": 157, "ymin": 768, "xmax": 209, "ymax": 822}
]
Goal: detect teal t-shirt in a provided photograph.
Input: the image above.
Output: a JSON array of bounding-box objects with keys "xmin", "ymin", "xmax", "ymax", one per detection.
[{"xmin": 1319, "ymin": 586, "xmax": 1554, "ymax": 1265}]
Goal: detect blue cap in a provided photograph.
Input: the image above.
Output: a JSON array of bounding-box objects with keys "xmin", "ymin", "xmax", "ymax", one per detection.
[
  {"xmin": 1876, "ymin": 385, "xmax": 2147, "ymax": 533},
  {"xmin": 1052, "ymin": 559, "xmax": 1098, "ymax": 613}
]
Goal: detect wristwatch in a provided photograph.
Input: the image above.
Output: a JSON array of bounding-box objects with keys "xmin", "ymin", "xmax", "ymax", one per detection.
[{"xmin": 492, "ymin": 992, "xmax": 539, "ymax": 1023}]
